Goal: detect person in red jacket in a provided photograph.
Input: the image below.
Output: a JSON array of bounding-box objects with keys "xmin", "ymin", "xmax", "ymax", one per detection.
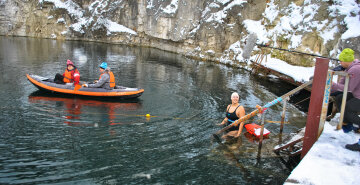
[{"xmin": 54, "ymin": 59, "xmax": 80, "ymax": 85}]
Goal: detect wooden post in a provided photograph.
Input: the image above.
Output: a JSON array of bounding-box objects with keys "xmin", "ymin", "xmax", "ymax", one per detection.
[
  {"xmin": 318, "ymin": 71, "xmax": 334, "ymax": 136},
  {"xmin": 257, "ymin": 112, "xmax": 266, "ymax": 158},
  {"xmin": 301, "ymin": 58, "xmax": 329, "ymax": 159},
  {"xmin": 337, "ymin": 74, "xmax": 350, "ymax": 130},
  {"xmin": 280, "ymin": 98, "xmax": 288, "ymax": 133}
]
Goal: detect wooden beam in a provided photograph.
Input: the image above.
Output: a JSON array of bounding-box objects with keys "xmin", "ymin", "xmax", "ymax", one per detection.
[{"xmin": 301, "ymin": 58, "xmax": 329, "ymax": 158}]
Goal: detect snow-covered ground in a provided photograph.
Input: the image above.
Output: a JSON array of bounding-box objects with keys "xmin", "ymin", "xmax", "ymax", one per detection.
[{"xmin": 285, "ymin": 114, "xmax": 360, "ymax": 185}]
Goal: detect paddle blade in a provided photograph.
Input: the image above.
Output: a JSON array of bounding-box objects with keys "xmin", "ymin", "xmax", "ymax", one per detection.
[{"xmin": 74, "ymin": 84, "xmax": 82, "ymax": 91}]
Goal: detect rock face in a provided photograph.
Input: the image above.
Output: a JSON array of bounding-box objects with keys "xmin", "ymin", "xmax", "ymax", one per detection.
[{"xmin": 1, "ymin": 0, "xmax": 359, "ymax": 67}]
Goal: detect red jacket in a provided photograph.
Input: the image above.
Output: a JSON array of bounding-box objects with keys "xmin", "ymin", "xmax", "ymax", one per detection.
[{"xmin": 63, "ymin": 68, "xmax": 80, "ymax": 85}]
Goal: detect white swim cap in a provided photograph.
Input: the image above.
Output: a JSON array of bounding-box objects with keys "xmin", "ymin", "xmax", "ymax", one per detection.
[{"xmin": 231, "ymin": 92, "xmax": 239, "ymax": 99}]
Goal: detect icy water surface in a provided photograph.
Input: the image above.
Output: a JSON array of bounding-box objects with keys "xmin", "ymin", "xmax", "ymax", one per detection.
[{"xmin": 0, "ymin": 36, "xmax": 307, "ymax": 184}]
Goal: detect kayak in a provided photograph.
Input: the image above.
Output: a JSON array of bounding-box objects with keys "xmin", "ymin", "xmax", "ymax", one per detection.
[
  {"xmin": 26, "ymin": 74, "xmax": 144, "ymax": 99},
  {"xmin": 244, "ymin": 123, "xmax": 270, "ymax": 138}
]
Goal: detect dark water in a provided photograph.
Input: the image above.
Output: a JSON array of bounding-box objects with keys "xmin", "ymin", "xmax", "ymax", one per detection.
[{"xmin": 0, "ymin": 36, "xmax": 308, "ymax": 184}]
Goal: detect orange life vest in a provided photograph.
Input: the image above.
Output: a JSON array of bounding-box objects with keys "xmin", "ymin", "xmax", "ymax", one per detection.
[
  {"xmin": 99, "ymin": 71, "xmax": 115, "ymax": 88},
  {"xmin": 63, "ymin": 69, "xmax": 79, "ymax": 83}
]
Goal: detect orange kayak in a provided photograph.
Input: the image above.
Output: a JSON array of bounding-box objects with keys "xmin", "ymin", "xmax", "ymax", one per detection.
[
  {"xmin": 27, "ymin": 74, "xmax": 144, "ymax": 99},
  {"xmin": 244, "ymin": 123, "xmax": 270, "ymax": 138}
]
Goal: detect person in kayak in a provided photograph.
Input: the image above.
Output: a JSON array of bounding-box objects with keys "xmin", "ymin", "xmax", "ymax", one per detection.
[
  {"xmin": 82, "ymin": 62, "xmax": 115, "ymax": 89},
  {"xmin": 219, "ymin": 92, "xmax": 246, "ymax": 138},
  {"xmin": 54, "ymin": 59, "xmax": 80, "ymax": 85}
]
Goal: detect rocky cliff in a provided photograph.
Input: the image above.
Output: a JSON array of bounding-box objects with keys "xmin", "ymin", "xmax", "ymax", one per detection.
[{"xmin": 1, "ymin": 0, "xmax": 359, "ymax": 68}]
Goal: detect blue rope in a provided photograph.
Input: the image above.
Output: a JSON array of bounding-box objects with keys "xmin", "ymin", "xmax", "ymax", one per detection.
[{"xmin": 264, "ymin": 97, "xmax": 283, "ymax": 108}]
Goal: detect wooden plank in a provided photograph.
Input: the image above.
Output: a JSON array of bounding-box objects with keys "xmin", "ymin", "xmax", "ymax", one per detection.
[
  {"xmin": 252, "ymin": 63, "xmax": 312, "ymax": 91},
  {"xmin": 302, "ymin": 58, "xmax": 329, "ymax": 159},
  {"xmin": 274, "ymin": 138, "xmax": 303, "ymax": 152},
  {"xmin": 318, "ymin": 71, "xmax": 333, "ymax": 136},
  {"xmin": 337, "ymin": 75, "xmax": 350, "ymax": 130}
]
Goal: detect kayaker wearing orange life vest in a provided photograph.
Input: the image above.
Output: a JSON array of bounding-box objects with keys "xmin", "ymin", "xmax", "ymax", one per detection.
[
  {"xmin": 82, "ymin": 62, "xmax": 115, "ymax": 89},
  {"xmin": 219, "ymin": 92, "xmax": 246, "ymax": 138},
  {"xmin": 54, "ymin": 59, "xmax": 80, "ymax": 85}
]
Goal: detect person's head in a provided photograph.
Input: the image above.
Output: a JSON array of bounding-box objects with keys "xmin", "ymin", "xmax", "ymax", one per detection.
[
  {"xmin": 339, "ymin": 48, "xmax": 354, "ymax": 68},
  {"xmin": 99, "ymin": 62, "xmax": 107, "ymax": 72},
  {"xmin": 231, "ymin": 92, "xmax": 239, "ymax": 104},
  {"xmin": 67, "ymin": 59, "xmax": 75, "ymax": 70}
]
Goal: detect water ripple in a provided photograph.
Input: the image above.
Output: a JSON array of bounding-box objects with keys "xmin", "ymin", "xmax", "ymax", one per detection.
[{"xmin": 0, "ymin": 37, "xmax": 308, "ymax": 184}]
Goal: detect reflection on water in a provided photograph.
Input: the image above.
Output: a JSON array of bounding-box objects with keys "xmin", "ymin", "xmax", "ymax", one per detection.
[
  {"xmin": 28, "ymin": 91, "xmax": 143, "ymax": 127},
  {"xmin": 0, "ymin": 36, "xmax": 308, "ymax": 184}
]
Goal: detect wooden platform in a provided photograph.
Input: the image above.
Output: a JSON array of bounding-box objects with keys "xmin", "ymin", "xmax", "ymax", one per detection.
[
  {"xmin": 251, "ymin": 63, "xmax": 312, "ymax": 92},
  {"xmin": 273, "ymin": 128, "xmax": 305, "ymax": 157}
]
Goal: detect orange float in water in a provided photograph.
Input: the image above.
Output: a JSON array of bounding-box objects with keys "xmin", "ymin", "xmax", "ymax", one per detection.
[{"xmin": 244, "ymin": 123, "xmax": 270, "ymax": 138}]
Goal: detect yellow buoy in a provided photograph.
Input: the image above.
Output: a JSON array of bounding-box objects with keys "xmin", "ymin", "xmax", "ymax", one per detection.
[{"xmin": 146, "ymin": 114, "xmax": 150, "ymax": 117}]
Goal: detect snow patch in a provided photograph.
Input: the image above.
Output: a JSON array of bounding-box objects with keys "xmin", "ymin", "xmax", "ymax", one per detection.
[
  {"xmin": 146, "ymin": 0, "xmax": 154, "ymax": 9},
  {"xmin": 290, "ymin": 34, "xmax": 302, "ymax": 49},
  {"xmin": 223, "ymin": 0, "xmax": 247, "ymax": 11},
  {"xmin": 263, "ymin": 0, "xmax": 279, "ymax": 24},
  {"xmin": 39, "ymin": 0, "xmax": 83, "ymax": 19},
  {"xmin": 243, "ymin": 20, "xmax": 270, "ymax": 44},
  {"xmin": 209, "ymin": 2, "xmax": 220, "ymax": 9},
  {"xmin": 216, "ymin": 0, "xmax": 231, "ymax": 5},
  {"xmin": 57, "ymin": 18, "xmax": 65, "ymax": 23},
  {"xmin": 161, "ymin": 0, "xmax": 178, "ymax": 14},
  {"xmin": 205, "ymin": 10, "xmax": 227, "ymax": 24},
  {"xmin": 204, "ymin": 0, "xmax": 246, "ymax": 24},
  {"xmin": 342, "ymin": 15, "xmax": 360, "ymax": 39},
  {"xmin": 106, "ymin": 20, "xmax": 137, "ymax": 35}
]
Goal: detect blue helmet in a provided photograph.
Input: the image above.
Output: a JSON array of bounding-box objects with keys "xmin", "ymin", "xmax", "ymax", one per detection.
[{"xmin": 99, "ymin": 62, "xmax": 107, "ymax": 69}]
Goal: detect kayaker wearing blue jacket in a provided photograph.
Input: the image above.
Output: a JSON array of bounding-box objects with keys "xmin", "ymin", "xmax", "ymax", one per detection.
[{"xmin": 82, "ymin": 62, "xmax": 116, "ymax": 89}]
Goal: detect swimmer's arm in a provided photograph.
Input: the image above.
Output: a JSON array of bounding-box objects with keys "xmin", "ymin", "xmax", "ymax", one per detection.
[
  {"xmin": 236, "ymin": 106, "xmax": 246, "ymax": 137},
  {"xmin": 219, "ymin": 117, "xmax": 228, "ymax": 125},
  {"xmin": 219, "ymin": 105, "xmax": 231, "ymax": 125}
]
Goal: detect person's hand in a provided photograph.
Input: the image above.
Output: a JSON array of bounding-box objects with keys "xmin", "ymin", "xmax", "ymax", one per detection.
[
  {"xmin": 82, "ymin": 84, "xmax": 88, "ymax": 87},
  {"xmin": 332, "ymin": 65, "xmax": 345, "ymax": 71},
  {"xmin": 93, "ymin": 80, "xmax": 98, "ymax": 83}
]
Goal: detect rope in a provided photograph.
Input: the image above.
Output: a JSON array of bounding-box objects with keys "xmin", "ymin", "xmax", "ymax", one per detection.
[
  {"xmin": 293, "ymin": 96, "xmax": 311, "ymax": 106},
  {"xmin": 257, "ymin": 44, "xmax": 339, "ymax": 61}
]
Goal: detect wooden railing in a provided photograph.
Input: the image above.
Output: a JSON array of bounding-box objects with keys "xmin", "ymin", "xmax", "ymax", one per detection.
[{"xmin": 318, "ymin": 70, "xmax": 349, "ymax": 133}]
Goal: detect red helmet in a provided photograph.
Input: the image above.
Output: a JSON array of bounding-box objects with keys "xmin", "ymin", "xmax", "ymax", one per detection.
[{"xmin": 67, "ymin": 59, "xmax": 74, "ymax": 66}]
